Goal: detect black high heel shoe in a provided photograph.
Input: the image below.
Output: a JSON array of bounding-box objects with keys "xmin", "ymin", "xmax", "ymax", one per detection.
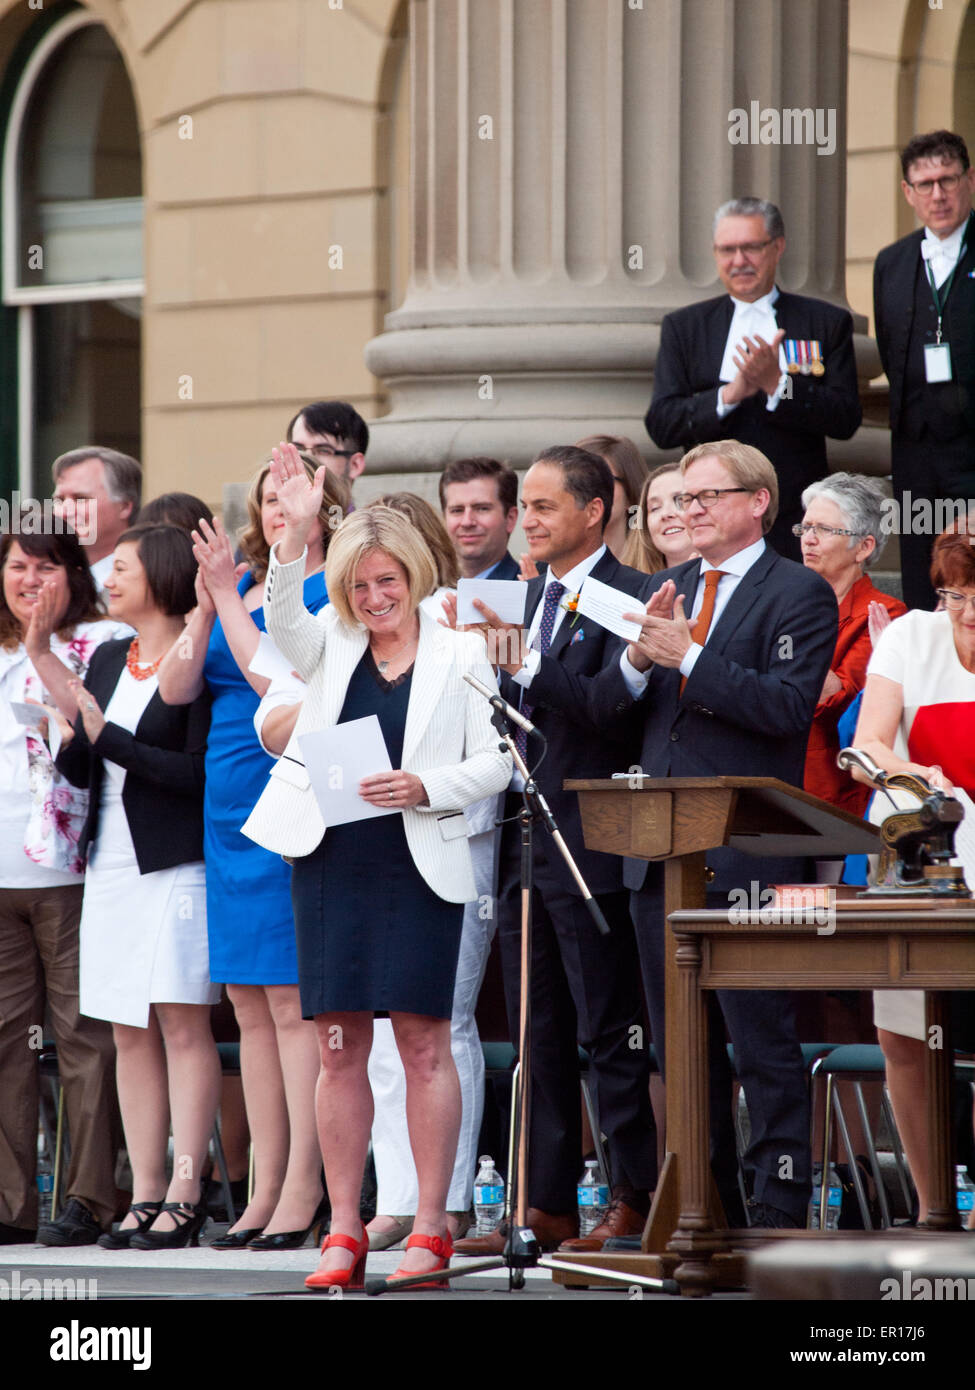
[
  {"xmin": 130, "ymin": 1200, "xmax": 207, "ymax": 1250},
  {"xmin": 210, "ymin": 1226, "xmax": 265, "ymax": 1250},
  {"xmin": 97, "ymin": 1201, "xmax": 163, "ymax": 1251},
  {"xmin": 246, "ymin": 1195, "xmax": 329, "ymax": 1251}
]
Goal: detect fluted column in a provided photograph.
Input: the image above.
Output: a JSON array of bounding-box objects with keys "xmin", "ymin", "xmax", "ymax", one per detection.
[{"xmin": 365, "ymin": 0, "xmax": 862, "ymax": 472}]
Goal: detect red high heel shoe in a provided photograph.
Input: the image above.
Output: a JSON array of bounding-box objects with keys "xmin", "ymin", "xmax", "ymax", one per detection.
[
  {"xmin": 305, "ymin": 1229, "xmax": 368, "ymax": 1290},
  {"xmin": 390, "ymin": 1231, "xmax": 453, "ymax": 1290}
]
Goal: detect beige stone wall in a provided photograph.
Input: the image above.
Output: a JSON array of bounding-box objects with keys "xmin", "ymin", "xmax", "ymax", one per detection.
[
  {"xmin": 0, "ymin": 0, "xmax": 407, "ymax": 511},
  {"xmin": 135, "ymin": 0, "xmax": 406, "ymax": 509}
]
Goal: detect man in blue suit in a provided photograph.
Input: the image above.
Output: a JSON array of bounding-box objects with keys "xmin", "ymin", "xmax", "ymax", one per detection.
[
  {"xmin": 527, "ymin": 440, "xmax": 838, "ymax": 1228},
  {"xmin": 440, "ymin": 456, "xmax": 520, "ymax": 581}
]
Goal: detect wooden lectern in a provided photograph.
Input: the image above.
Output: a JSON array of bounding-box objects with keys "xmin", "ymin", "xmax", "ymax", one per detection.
[{"xmin": 553, "ymin": 776, "xmax": 880, "ymax": 1292}]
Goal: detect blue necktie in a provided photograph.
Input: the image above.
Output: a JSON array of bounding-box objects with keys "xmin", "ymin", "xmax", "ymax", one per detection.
[{"xmin": 515, "ymin": 579, "xmax": 565, "ymax": 761}]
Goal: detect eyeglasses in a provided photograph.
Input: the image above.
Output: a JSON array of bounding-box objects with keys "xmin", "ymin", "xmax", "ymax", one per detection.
[
  {"xmin": 936, "ymin": 588, "xmax": 975, "ymax": 612},
  {"xmin": 299, "ymin": 444, "xmax": 356, "ymax": 460},
  {"xmin": 905, "ymin": 173, "xmax": 964, "ymax": 197},
  {"xmin": 712, "ymin": 239, "xmax": 775, "ymax": 258},
  {"xmin": 674, "ymin": 488, "xmax": 750, "ymax": 511},
  {"xmin": 792, "ymin": 522, "xmax": 864, "ymax": 540}
]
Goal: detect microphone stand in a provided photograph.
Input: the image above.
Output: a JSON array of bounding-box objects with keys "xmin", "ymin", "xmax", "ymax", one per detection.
[{"xmin": 366, "ymin": 678, "xmax": 675, "ymax": 1296}]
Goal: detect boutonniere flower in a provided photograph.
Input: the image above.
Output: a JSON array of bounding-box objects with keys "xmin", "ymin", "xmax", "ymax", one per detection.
[{"xmin": 561, "ymin": 592, "xmax": 581, "ymax": 627}]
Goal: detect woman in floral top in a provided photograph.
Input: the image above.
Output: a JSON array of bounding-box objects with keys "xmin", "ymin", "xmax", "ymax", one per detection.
[{"xmin": 0, "ymin": 523, "xmax": 126, "ymax": 1244}]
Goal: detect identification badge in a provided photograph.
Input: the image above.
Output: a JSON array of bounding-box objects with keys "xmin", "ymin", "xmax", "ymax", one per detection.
[{"xmin": 924, "ymin": 343, "xmax": 953, "ymax": 383}]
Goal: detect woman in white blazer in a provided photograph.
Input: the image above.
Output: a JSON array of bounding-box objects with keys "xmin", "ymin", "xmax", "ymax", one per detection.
[{"xmin": 243, "ymin": 451, "xmax": 511, "ymax": 1290}]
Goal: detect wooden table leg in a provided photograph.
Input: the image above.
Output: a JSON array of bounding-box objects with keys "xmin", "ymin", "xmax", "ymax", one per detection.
[
  {"xmin": 640, "ymin": 853, "xmax": 709, "ymax": 1258},
  {"xmin": 924, "ymin": 991, "xmax": 959, "ymax": 1231},
  {"xmin": 668, "ymin": 930, "xmax": 724, "ymax": 1296}
]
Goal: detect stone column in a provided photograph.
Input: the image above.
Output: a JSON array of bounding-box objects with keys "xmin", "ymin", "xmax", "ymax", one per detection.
[{"xmin": 365, "ymin": 0, "xmax": 872, "ymax": 473}]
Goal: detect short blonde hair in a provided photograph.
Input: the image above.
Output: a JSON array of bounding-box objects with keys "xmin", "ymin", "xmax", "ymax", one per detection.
[
  {"xmin": 325, "ymin": 507, "xmax": 438, "ymax": 629},
  {"xmin": 680, "ymin": 440, "xmax": 779, "ymax": 534},
  {"xmin": 238, "ymin": 453, "xmax": 350, "ymax": 582}
]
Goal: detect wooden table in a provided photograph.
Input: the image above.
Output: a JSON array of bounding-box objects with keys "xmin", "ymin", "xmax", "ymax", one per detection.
[{"xmin": 666, "ymin": 901, "xmax": 975, "ymax": 1296}]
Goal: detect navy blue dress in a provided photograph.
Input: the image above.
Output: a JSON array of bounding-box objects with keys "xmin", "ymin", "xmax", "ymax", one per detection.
[{"xmin": 290, "ymin": 651, "xmax": 463, "ymax": 1019}]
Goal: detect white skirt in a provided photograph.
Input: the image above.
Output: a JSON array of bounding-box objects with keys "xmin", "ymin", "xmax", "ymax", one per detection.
[
  {"xmin": 78, "ymin": 667, "xmax": 220, "ymax": 1028},
  {"xmin": 80, "ymin": 850, "xmax": 220, "ymax": 1028},
  {"xmin": 873, "ymin": 990, "xmax": 926, "ymax": 1042}
]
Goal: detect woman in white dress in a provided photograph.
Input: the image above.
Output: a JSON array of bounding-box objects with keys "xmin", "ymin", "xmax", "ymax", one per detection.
[{"xmin": 55, "ymin": 524, "xmax": 221, "ymax": 1249}]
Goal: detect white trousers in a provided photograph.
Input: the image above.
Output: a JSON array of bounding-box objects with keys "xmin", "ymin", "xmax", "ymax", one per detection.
[{"xmin": 367, "ymin": 829, "xmax": 495, "ymax": 1213}]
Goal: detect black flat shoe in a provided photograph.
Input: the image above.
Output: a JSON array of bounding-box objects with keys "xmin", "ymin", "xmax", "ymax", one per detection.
[
  {"xmin": 247, "ymin": 1196, "xmax": 328, "ymax": 1251},
  {"xmin": 130, "ymin": 1200, "xmax": 207, "ymax": 1250},
  {"xmin": 210, "ymin": 1226, "xmax": 265, "ymax": 1250},
  {"xmin": 98, "ymin": 1201, "xmax": 163, "ymax": 1250}
]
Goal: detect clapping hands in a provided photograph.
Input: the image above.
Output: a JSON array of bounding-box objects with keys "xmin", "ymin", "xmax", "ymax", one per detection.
[
  {"xmin": 722, "ymin": 329, "xmax": 786, "ymax": 404},
  {"xmin": 66, "ymin": 677, "xmax": 106, "ymax": 743},
  {"xmin": 623, "ymin": 580, "xmax": 694, "ymax": 671}
]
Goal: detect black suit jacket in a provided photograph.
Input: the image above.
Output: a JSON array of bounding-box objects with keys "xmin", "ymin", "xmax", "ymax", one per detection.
[
  {"xmin": 56, "ymin": 639, "xmax": 211, "ymax": 874},
  {"xmin": 646, "ymin": 289, "xmax": 862, "ymax": 517},
  {"xmin": 873, "ymin": 213, "xmax": 975, "ymax": 440},
  {"xmin": 500, "ymin": 548, "xmax": 653, "ymax": 897},
  {"xmin": 530, "ymin": 546, "xmax": 838, "ymax": 895}
]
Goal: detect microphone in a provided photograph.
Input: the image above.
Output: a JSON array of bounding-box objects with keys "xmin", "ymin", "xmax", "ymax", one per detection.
[{"xmin": 463, "ymin": 672, "xmax": 537, "ymax": 736}]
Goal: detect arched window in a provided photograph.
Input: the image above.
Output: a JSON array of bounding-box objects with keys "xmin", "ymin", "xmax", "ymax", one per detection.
[{"xmin": 1, "ymin": 10, "xmax": 142, "ymax": 496}]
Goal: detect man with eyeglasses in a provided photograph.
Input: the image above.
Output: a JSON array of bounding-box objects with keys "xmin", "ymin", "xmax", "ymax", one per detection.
[
  {"xmin": 646, "ymin": 196, "xmax": 861, "ymax": 561},
  {"xmin": 874, "ymin": 130, "xmax": 975, "ymax": 610},
  {"xmin": 287, "ymin": 400, "xmax": 368, "ymax": 491}
]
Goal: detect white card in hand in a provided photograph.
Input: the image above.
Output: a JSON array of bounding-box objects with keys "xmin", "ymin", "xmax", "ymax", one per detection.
[
  {"xmin": 10, "ymin": 700, "xmax": 61, "ymax": 758},
  {"xmin": 248, "ymin": 633, "xmax": 301, "ymax": 685},
  {"xmin": 9, "ymin": 700, "xmax": 42, "ymax": 728},
  {"xmin": 575, "ymin": 575, "xmax": 644, "ymax": 642},
  {"xmin": 298, "ymin": 715, "xmax": 398, "ymax": 828},
  {"xmin": 456, "ymin": 578, "xmax": 528, "ymax": 626}
]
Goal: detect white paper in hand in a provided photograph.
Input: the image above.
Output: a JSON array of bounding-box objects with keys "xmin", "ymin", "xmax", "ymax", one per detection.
[
  {"xmin": 298, "ymin": 715, "xmax": 398, "ymax": 827},
  {"xmin": 456, "ymin": 578, "xmax": 528, "ymax": 626},
  {"xmin": 10, "ymin": 700, "xmax": 61, "ymax": 758},
  {"xmin": 248, "ymin": 633, "xmax": 299, "ymax": 685},
  {"xmin": 576, "ymin": 575, "xmax": 644, "ymax": 642}
]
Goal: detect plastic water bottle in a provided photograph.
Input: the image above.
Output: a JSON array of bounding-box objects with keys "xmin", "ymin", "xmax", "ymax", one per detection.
[
  {"xmin": 473, "ymin": 1155, "xmax": 504, "ymax": 1236},
  {"xmin": 808, "ymin": 1163, "xmax": 842, "ymax": 1229},
  {"xmin": 956, "ymin": 1165, "xmax": 975, "ymax": 1218},
  {"xmin": 36, "ymin": 1159, "xmax": 54, "ymax": 1226},
  {"xmin": 577, "ymin": 1159, "xmax": 610, "ymax": 1236}
]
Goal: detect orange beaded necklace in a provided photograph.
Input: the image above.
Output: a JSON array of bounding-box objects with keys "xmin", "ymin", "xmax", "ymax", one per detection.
[{"xmin": 125, "ymin": 638, "xmax": 163, "ymax": 681}]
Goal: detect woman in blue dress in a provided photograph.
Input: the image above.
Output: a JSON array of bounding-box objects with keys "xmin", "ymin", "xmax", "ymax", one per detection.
[{"xmin": 157, "ymin": 454, "xmax": 348, "ymax": 1247}]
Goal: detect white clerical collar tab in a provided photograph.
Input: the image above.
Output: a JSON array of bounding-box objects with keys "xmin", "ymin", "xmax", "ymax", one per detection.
[{"xmin": 730, "ymin": 287, "xmax": 779, "ymax": 311}]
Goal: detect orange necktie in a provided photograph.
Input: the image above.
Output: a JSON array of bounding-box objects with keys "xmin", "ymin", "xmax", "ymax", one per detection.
[{"xmin": 679, "ymin": 569, "xmax": 725, "ymax": 694}]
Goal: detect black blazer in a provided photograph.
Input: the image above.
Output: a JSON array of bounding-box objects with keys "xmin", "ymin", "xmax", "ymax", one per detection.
[
  {"xmin": 646, "ymin": 289, "xmax": 862, "ymax": 515},
  {"xmin": 500, "ymin": 548, "xmax": 653, "ymax": 897},
  {"xmin": 873, "ymin": 214, "xmax": 975, "ymax": 439},
  {"xmin": 529, "ymin": 546, "xmax": 838, "ymax": 894},
  {"xmin": 56, "ymin": 639, "xmax": 211, "ymax": 875}
]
